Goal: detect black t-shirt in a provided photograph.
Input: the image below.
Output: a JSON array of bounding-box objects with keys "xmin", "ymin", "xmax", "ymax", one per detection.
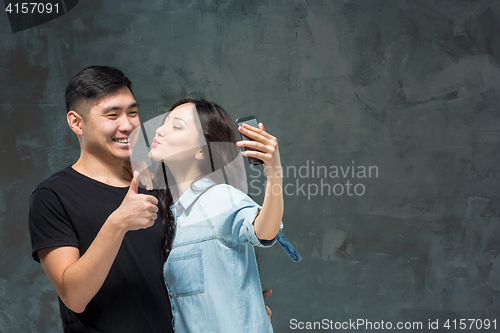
[{"xmin": 29, "ymin": 166, "xmax": 173, "ymax": 333}]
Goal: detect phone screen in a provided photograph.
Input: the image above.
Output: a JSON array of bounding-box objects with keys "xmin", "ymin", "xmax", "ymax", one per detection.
[{"xmin": 235, "ymin": 115, "xmax": 264, "ymax": 165}]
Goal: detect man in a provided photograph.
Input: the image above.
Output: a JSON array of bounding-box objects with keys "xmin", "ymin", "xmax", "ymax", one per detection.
[{"xmin": 29, "ymin": 66, "xmax": 173, "ymax": 332}]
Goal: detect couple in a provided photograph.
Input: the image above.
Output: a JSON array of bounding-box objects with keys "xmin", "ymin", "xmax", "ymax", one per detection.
[{"xmin": 29, "ymin": 66, "xmax": 299, "ymax": 332}]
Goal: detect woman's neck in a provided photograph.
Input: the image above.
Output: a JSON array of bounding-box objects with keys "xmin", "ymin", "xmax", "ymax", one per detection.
[{"xmin": 166, "ymin": 162, "xmax": 202, "ymax": 198}]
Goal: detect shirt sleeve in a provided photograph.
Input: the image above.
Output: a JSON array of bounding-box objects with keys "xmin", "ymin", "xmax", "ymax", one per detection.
[
  {"xmin": 202, "ymin": 185, "xmax": 277, "ymax": 247},
  {"xmin": 29, "ymin": 187, "xmax": 79, "ymax": 262}
]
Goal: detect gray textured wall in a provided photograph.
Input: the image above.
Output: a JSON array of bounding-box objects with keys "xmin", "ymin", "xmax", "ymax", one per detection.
[{"xmin": 1, "ymin": 0, "xmax": 500, "ymax": 332}]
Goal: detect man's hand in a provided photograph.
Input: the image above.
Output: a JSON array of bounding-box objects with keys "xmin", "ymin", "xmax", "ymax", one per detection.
[
  {"xmin": 263, "ymin": 289, "xmax": 272, "ymax": 321},
  {"xmin": 110, "ymin": 172, "xmax": 158, "ymax": 231}
]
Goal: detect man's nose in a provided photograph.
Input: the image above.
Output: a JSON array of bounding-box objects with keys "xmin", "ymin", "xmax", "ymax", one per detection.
[{"xmin": 118, "ymin": 114, "xmax": 135, "ymax": 132}]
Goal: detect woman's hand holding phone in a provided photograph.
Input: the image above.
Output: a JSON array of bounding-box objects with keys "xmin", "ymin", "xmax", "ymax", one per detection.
[{"xmin": 237, "ymin": 123, "xmax": 282, "ymax": 180}]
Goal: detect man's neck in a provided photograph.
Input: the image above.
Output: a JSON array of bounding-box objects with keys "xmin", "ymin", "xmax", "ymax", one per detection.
[{"xmin": 72, "ymin": 153, "xmax": 132, "ymax": 188}]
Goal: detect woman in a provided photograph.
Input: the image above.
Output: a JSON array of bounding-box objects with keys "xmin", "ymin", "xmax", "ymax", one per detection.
[{"xmin": 148, "ymin": 98, "xmax": 296, "ymax": 332}]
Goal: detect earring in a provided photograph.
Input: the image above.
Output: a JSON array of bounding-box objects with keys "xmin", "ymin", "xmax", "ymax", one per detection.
[{"xmin": 195, "ymin": 149, "xmax": 205, "ymax": 160}]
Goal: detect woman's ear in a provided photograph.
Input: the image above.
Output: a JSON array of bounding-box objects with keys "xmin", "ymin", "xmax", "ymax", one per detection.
[{"xmin": 67, "ymin": 111, "xmax": 84, "ymax": 136}]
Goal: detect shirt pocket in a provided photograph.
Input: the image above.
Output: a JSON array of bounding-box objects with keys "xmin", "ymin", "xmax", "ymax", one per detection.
[{"xmin": 164, "ymin": 248, "xmax": 204, "ymax": 297}]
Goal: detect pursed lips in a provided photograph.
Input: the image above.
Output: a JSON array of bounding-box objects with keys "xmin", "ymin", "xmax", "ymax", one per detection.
[{"xmin": 151, "ymin": 138, "xmax": 160, "ymax": 147}]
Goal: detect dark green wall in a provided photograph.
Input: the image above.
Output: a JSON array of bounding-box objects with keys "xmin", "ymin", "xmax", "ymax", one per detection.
[{"xmin": 1, "ymin": 1, "xmax": 499, "ymax": 332}]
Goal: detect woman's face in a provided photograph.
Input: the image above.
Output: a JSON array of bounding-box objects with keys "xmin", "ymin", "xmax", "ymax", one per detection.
[{"xmin": 149, "ymin": 103, "xmax": 204, "ymax": 164}]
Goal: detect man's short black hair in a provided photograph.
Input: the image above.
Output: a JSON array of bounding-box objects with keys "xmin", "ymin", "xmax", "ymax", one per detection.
[{"xmin": 65, "ymin": 66, "xmax": 133, "ymax": 116}]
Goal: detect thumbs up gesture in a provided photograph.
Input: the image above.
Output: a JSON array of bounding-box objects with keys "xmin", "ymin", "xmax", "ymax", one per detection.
[{"xmin": 110, "ymin": 172, "xmax": 159, "ymax": 231}]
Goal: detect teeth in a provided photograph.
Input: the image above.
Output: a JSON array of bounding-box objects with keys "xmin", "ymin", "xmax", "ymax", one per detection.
[{"xmin": 113, "ymin": 138, "xmax": 130, "ymax": 143}]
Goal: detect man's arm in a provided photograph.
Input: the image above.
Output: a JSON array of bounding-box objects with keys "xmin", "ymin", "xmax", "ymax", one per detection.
[{"xmin": 37, "ymin": 173, "xmax": 158, "ymax": 313}]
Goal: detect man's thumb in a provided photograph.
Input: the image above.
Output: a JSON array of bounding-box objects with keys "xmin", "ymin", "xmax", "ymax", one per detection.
[{"xmin": 128, "ymin": 171, "xmax": 139, "ymax": 195}]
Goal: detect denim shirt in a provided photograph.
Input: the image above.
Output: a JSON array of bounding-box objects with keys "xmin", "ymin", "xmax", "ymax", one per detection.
[{"xmin": 163, "ymin": 178, "xmax": 300, "ymax": 333}]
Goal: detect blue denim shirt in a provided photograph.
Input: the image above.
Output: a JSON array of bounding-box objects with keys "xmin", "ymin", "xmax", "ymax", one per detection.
[{"xmin": 163, "ymin": 178, "xmax": 300, "ymax": 333}]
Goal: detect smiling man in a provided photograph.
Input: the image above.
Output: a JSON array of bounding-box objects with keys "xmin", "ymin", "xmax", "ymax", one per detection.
[{"xmin": 28, "ymin": 66, "xmax": 173, "ymax": 332}]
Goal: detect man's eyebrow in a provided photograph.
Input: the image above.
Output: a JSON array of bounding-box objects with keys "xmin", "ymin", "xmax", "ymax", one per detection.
[
  {"xmin": 102, "ymin": 102, "xmax": 139, "ymax": 113},
  {"xmin": 102, "ymin": 106, "xmax": 121, "ymax": 113}
]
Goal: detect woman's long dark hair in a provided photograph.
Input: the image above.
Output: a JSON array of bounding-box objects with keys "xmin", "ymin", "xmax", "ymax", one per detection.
[{"xmin": 159, "ymin": 98, "xmax": 239, "ymax": 262}]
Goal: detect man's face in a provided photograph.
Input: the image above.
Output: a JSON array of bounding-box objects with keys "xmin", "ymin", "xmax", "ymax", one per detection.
[{"xmin": 80, "ymin": 86, "xmax": 140, "ymax": 162}]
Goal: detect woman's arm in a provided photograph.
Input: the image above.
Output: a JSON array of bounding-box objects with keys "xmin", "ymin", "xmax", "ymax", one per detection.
[{"xmin": 237, "ymin": 123, "xmax": 283, "ymax": 240}]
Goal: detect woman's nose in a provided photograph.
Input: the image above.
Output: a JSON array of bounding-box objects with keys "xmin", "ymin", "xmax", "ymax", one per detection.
[{"xmin": 156, "ymin": 125, "xmax": 165, "ymax": 136}]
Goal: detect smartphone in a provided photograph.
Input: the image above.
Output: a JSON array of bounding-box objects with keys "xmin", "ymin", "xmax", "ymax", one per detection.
[{"xmin": 235, "ymin": 115, "xmax": 264, "ymax": 165}]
